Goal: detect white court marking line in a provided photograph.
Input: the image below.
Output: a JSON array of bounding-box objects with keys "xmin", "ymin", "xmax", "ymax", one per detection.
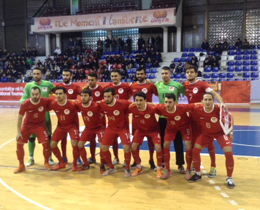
[
  {"xmin": 233, "ymin": 130, "xmax": 260, "ymax": 132},
  {"xmin": 214, "ymin": 186, "xmax": 221, "ymax": 191},
  {"xmin": 228, "ymin": 200, "xmax": 238, "ymax": 206},
  {"xmin": 220, "ymin": 193, "xmax": 229, "ymax": 198},
  {"xmin": 0, "ymin": 138, "xmax": 53, "ymax": 210},
  {"xmin": 209, "ymin": 180, "xmax": 215, "ymax": 184},
  {"xmin": 232, "ymin": 143, "xmax": 260, "ymax": 148}
]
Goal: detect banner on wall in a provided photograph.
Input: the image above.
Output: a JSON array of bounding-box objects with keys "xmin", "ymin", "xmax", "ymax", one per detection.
[{"xmin": 33, "ymin": 8, "xmax": 175, "ymax": 33}]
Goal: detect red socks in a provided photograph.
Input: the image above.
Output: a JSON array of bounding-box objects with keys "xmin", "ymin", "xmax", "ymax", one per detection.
[
  {"xmin": 112, "ymin": 139, "xmax": 119, "ymax": 160},
  {"xmin": 186, "ymin": 149, "xmax": 192, "ymax": 170},
  {"xmin": 102, "ymin": 150, "xmax": 114, "ymax": 169},
  {"xmin": 16, "ymin": 143, "xmax": 25, "ymax": 165},
  {"xmin": 100, "ymin": 150, "xmax": 105, "ymax": 166},
  {"xmin": 61, "ymin": 135, "xmax": 67, "ymax": 159},
  {"xmin": 192, "ymin": 147, "xmax": 202, "ymax": 172},
  {"xmin": 79, "ymin": 147, "xmax": 89, "ymax": 165},
  {"xmin": 147, "ymin": 138, "xmax": 154, "ymax": 161},
  {"xmin": 52, "ymin": 146, "xmax": 64, "ymax": 163},
  {"xmin": 156, "ymin": 150, "xmax": 163, "ymax": 167},
  {"xmin": 90, "ymin": 140, "xmax": 96, "ymax": 159},
  {"xmin": 208, "ymin": 141, "xmax": 216, "ymax": 167},
  {"xmin": 163, "ymin": 148, "xmax": 170, "ymax": 171},
  {"xmin": 72, "ymin": 146, "xmax": 79, "ymax": 165},
  {"xmin": 131, "ymin": 149, "xmax": 141, "ymax": 165},
  {"xmin": 42, "ymin": 142, "xmax": 50, "ymax": 163},
  {"xmin": 124, "ymin": 152, "xmax": 131, "ymax": 170},
  {"xmin": 225, "ymin": 151, "xmax": 234, "ymax": 177}
]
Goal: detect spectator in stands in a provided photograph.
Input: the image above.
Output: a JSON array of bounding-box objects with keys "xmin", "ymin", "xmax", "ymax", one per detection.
[
  {"xmin": 201, "ymin": 39, "xmax": 209, "ymax": 50},
  {"xmin": 97, "ymin": 38, "xmax": 103, "ymax": 48},
  {"xmin": 214, "ymin": 39, "xmax": 222, "ymax": 49},
  {"xmin": 111, "ymin": 38, "xmax": 117, "ymax": 52},
  {"xmin": 45, "ymin": 69, "xmax": 51, "ymax": 80},
  {"xmin": 0, "ymin": 48, "xmax": 3, "ymax": 57},
  {"xmin": 86, "ymin": 45, "xmax": 93, "ymax": 55},
  {"xmin": 105, "ymin": 36, "xmax": 111, "ymax": 52},
  {"xmin": 69, "ymin": 38, "xmax": 74, "ymax": 49},
  {"xmin": 27, "ymin": 47, "xmax": 32, "ymax": 57},
  {"xmin": 141, "ymin": 44, "xmax": 146, "ymax": 52},
  {"xmin": 191, "ymin": 59, "xmax": 198, "ymax": 67},
  {"xmin": 136, "ymin": 52, "xmax": 142, "ymax": 64},
  {"xmin": 131, "ymin": 73, "xmax": 137, "ymax": 82},
  {"xmin": 26, "ymin": 57, "xmax": 33, "ymax": 68},
  {"xmin": 96, "ymin": 45, "xmax": 103, "ymax": 59},
  {"xmin": 21, "ymin": 74, "xmax": 26, "ymax": 83},
  {"xmin": 155, "ymin": 35, "xmax": 163, "ymax": 52},
  {"xmin": 235, "ymin": 38, "xmax": 242, "ymax": 50},
  {"xmin": 76, "ymin": 37, "xmax": 82, "ymax": 51},
  {"xmin": 32, "ymin": 47, "xmax": 38, "ymax": 57},
  {"xmin": 54, "ymin": 47, "xmax": 61, "ymax": 56},
  {"xmin": 138, "ymin": 34, "xmax": 145, "ymax": 51},
  {"xmin": 147, "ymin": 35, "xmax": 155, "ymax": 48},
  {"xmin": 169, "ymin": 61, "xmax": 175, "ymax": 71},
  {"xmin": 211, "ymin": 55, "xmax": 219, "ymax": 68},
  {"xmin": 208, "ymin": 45, "xmax": 215, "ymax": 53},
  {"xmin": 11, "ymin": 68, "xmax": 18, "ymax": 81},
  {"xmin": 124, "ymin": 43, "xmax": 131, "ymax": 54},
  {"xmin": 243, "ymin": 39, "xmax": 250, "ymax": 49},
  {"xmin": 155, "ymin": 51, "xmax": 162, "ymax": 62},
  {"xmin": 54, "ymin": 64, "xmax": 61, "ymax": 76},
  {"xmin": 126, "ymin": 36, "xmax": 132, "ymax": 52},
  {"xmin": 192, "ymin": 55, "xmax": 198, "ymax": 63},
  {"xmin": 222, "ymin": 38, "xmax": 229, "ymax": 51},
  {"xmin": 175, "ymin": 62, "xmax": 183, "ymax": 74},
  {"xmin": 204, "ymin": 55, "xmax": 212, "ymax": 67},
  {"xmin": 214, "ymin": 44, "xmax": 222, "ymax": 54},
  {"xmin": 128, "ymin": 58, "xmax": 135, "ymax": 69},
  {"xmin": 1, "ymin": 73, "xmax": 8, "ymax": 82},
  {"xmin": 116, "ymin": 37, "xmax": 122, "ymax": 51}
]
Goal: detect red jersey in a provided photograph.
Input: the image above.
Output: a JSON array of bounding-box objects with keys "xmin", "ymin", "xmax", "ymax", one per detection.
[
  {"xmin": 156, "ymin": 104, "xmax": 194, "ymax": 130},
  {"xmin": 76, "ymin": 101, "xmax": 105, "ymax": 130},
  {"xmin": 129, "ymin": 82, "xmax": 158, "ymax": 102},
  {"xmin": 48, "ymin": 100, "xmax": 78, "ymax": 127},
  {"xmin": 106, "ymin": 82, "xmax": 130, "ymax": 100},
  {"xmin": 100, "ymin": 99, "xmax": 131, "ymax": 130},
  {"xmin": 184, "ymin": 80, "xmax": 213, "ymax": 103},
  {"xmin": 56, "ymin": 82, "xmax": 82, "ymax": 100},
  {"xmin": 19, "ymin": 98, "xmax": 52, "ymax": 127},
  {"xmin": 193, "ymin": 104, "xmax": 224, "ymax": 136},
  {"xmin": 88, "ymin": 84, "xmax": 105, "ymax": 102},
  {"xmin": 128, "ymin": 104, "xmax": 159, "ymax": 132}
]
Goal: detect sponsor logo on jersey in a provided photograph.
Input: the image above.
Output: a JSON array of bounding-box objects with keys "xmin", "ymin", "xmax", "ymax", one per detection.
[
  {"xmin": 95, "ymin": 91, "xmax": 100, "ymax": 97},
  {"xmin": 42, "ymin": 87, "xmax": 48, "ymax": 92},
  {"xmin": 211, "ymin": 117, "xmax": 218, "ymax": 123},
  {"xmin": 113, "ymin": 110, "xmax": 120, "ymax": 116},
  {"xmin": 68, "ymin": 89, "xmax": 74, "ymax": 94},
  {"xmin": 193, "ymin": 87, "xmax": 198, "ymax": 94},
  {"xmin": 135, "ymin": 115, "xmax": 139, "ymax": 117},
  {"xmin": 169, "ymin": 87, "xmax": 175, "ymax": 92},
  {"xmin": 144, "ymin": 114, "xmax": 151, "ymax": 119},
  {"xmin": 87, "ymin": 111, "xmax": 93, "ymax": 117},
  {"xmin": 38, "ymin": 106, "xmax": 44, "ymax": 112},
  {"xmin": 118, "ymin": 88, "xmax": 124, "ymax": 94},
  {"xmin": 28, "ymin": 110, "xmax": 33, "ymax": 112},
  {"xmin": 200, "ymin": 117, "xmax": 205, "ymax": 119},
  {"xmin": 170, "ymin": 121, "xmax": 175, "ymax": 125},
  {"xmin": 142, "ymin": 88, "xmax": 148, "ymax": 94},
  {"xmin": 64, "ymin": 109, "xmax": 70, "ymax": 115},
  {"xmin": 175, "ymin": 116, "xmax": 181, "ymax": 121}
]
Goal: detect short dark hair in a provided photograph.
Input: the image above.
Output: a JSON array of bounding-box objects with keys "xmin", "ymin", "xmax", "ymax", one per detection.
[
  {"xmin": 165, "ymin": 93, "xmax": 176, "ymax": 101},
  {"xmin": 162, "ymin": 66, "xmax": 171, "ymax": 72},
  {"xmin": 81, "ymin": 88, "xmax": 92, "ymax": 96},
  {"xmin": 111, "ymin": 69, "xmax": 121, "ymax": 76},
  {"xmin": 134, "ymin": 92, "xmax": 146, "ymax": 100},
  {"xmin": 54, "ymin": 86, "xmax": 66, "ymax": 94},
  {"xmin": 63, "ymin": 69, "xmax": 72, "ymax": 75},
  {"xmin": 185, "ymin": 65, "xmax": 198, "ymax": 73},
  {"xmin": 88, "ymin": 72, "xmax": 98, "ymax": 79},
  {"xmin": 203, "ymin": 92, "xmax": 214, "ymax": 100},
  {"xmin": 104, "ymin": 87, "xmax": 115, "ymax": 96},
  {"xmin": 31, "ymin": 87, "xmax": 41, "ymax": 93},
  {"xmin": 136, "ymin": 67, "xmax": 146, "ymax": 75},
  {"xmin": 33, "ymin": 67, "xmax": 43, "ymax": 74}
]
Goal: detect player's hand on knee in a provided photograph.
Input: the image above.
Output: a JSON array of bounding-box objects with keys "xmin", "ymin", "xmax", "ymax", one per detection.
[
  {"xmin": 16, "ymin": 132, "xmax": 23, "ymax": 141},
  {"xmin": 229, "ymin": 132, "xmax": 234, "ymax": 142}
]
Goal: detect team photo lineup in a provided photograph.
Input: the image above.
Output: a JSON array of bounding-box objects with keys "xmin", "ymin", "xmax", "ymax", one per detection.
[{"xmin": 15, "ymin": 65, "xmax": 235, "ymax": 189}]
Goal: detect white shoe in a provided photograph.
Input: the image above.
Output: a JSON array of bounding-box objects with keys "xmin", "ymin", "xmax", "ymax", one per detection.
[
  {"xmin": 48, "ymin": 158, "xmax": 55, "ymax": 166},
  {"xmin": 103, "ymin": 168, "xmax": 116, "ymax": 176},
  {"xmin": 25, "ymin": 158, "xmax": 34, "ymax": 167},
  {"xmin": 112, "ymin": 158, "xmax": 119, "ymax": 165}
]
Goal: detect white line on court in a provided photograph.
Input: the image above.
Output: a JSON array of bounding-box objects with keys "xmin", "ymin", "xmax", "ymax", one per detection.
[
  {"xmin": 220, "ymin": 193, "xmax": 229, "ymax": 198},
  {"xmin": 232, "ymin": 143, "xmax": 260, "ymax": 148},
  {"xmin": 0, "ymin": 138, "xmax": 53, "ymax": 210},
  {"xmin": 214, "ymin": 186, "xmax": 221, "ymax": 191}
]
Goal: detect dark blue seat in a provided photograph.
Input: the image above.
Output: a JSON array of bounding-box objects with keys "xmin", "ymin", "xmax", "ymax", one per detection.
[
  {"xmin": 227, "ymin": 73, "xmax": 234, "ymax": 78},
  {"xmin": 212, "ymin": 67, "xmax": 219, "ymax": 72},
  {"xmin": 243, "ymin": 66, "xmax": 250, "ymax": 72},
  {"xmin": 227, "ymin": 67, "xmax": 234, "ymax": 72},
  {"xmin": 204, "ymin": 67, "xmax": 212, "ymax": 72},
  {"xmin": 235, "ymin": 67, "xmax": 242, "ymax": 72},
  {"xmin": 251, "ymin": 66, "xmax": 258, "ymax": 71}
]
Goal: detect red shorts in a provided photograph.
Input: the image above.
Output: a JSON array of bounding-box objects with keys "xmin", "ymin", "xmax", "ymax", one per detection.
[
  {"xmin": 132, "ymin": 118, "xmax": 138, "ymax": 135},
  {"xmin": 190, "ymin": 121, "xmax": 202, "ymax": 144},
  {"xmin": 18, "ymin": 125, "xmax": 49, "ymax": 144},
  {"xmin": 52, "ymin": 124, "xmax": 79, "ymax": 142},
  {"xmin": 133, "ymin": 129, "xmax": 161, "ymax": 145},
  {"xmin": 196, "ymin": 134, "xmax": 232, "ymax": 148},
  {"xmin": 102, "ymin": 128, "xmax": 130, "ymax": 146},
  {"xmin": 79, "ymin": 127, "xmax": 105, "ymax": 143},
  {"xmin": 164, "ymin": 126, "xmax": 192, "ymax": 142}
]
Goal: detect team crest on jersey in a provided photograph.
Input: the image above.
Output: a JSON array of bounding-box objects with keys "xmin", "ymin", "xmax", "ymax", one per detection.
[
  {"xmin": 113, "ymin": 110, "xmax": 120, "ymax": 116},
  {"xmin": 175, "ymin": 116, "xmax": 181, "ymax": 121},
  {"xmin": 144, "ymin": 114, "xmax": 151, "ymax": 119},
  {"xmin": 169, "ymin": 87, "xmax": 175, "ymax": 92},
  {"xmin": 68, "ymin": 89, "xmax": 74, "ymax": 94},
  {"xmin": 95, "ymin": 91, "xmax": 100, "ymax": 97},
  {"xmin": 142, "ymin": 88, "xmax": 148, "ymax": 94},
  {"xmin": 38, "ymin": 106, "xmax": 44, "ymax": 112},
  {"xmin": 118, "ymin": 88, "xmax": 124, "ymax": 94},
  {"xmin": 64, "ymin": 109, "xmax": 70, "ymax": 115},
  {"xmin": 42, "ymin": 87, "xmax": 47, "ymax": 92},
  {"xmin": 193, "ymin": 87, "xmax": 198, "ymax": 94},
  {"xmin": 211, "ymin": 117, "xmax": 218, "ymax": 123},
  {"xmin": 87, "ymin": 111, "xmax": 93, "ymax": 117}
]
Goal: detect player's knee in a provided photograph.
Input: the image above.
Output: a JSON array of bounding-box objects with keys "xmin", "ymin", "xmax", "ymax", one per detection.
[
  {"xmin": 123, "ymin": 145, "xmax": 130, "ymax": 153},
  {"xmin": 29, "ymin": 137, "xmax": 36, "ymax": 143},
  {"xmin": 101, "ymin": 145, "xmax": 109, "ymax": 151},
  {"xmin": 155, "ymin": 144, "xmax": 162, "ymax": 152},
  {"xmin": 78, "ymin": 142, "xmax": 84, "ymax": 148},
  {"xmin": 131, "ymin": 143, "xmax": 138, "ymax": 151},
  {"xmin": 163, "ymin": 142, "xmax": 170, "ymax": 149},
  {"xmin": 50, "ymin": 141, "xmax": 57, "ymax": 148},
  {"xmin": 223, "ymin": 146, "xmax": 232, "ymax": 153},
  {"xmin": 185, "ymin": 142, "xmax": 192, "ymax": 151}
]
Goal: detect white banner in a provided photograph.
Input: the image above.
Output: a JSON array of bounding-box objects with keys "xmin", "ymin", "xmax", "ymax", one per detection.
[{"xmin": 33, "ymin": 8, "xmax": 175, "ymax": 33}]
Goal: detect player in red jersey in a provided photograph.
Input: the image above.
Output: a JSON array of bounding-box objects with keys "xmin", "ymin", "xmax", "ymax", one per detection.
[
  {"xmin": 49, "ymin": 87, "xmax": 80, "ymax": 171},
  {"xmin": 129, "ymin": 67, "xmax": 158, "ymax": 169},
  {"xmin": 184, "ymin": 65, "xmax": 227, "ymax": 177},
  {"xmin": 85, "ymin": 72, "xmax": 106, "ymax": 164},
  {"xmin": 106, "ymin": 69, "xmax": 131, "ymax": 165},
  {"xmin": 129, "ymin": 92, "xmax": 163, "ymax": 178},
  {"xmin": 189, "ymin": 93, "xmax": 235, "ymax": 189},
  {"xmin": 15, "ymin": 87, "xmax": 52, "ymax": 173},
  {"xmin": 76, "ymin": 88, "xmax": 106, "ymax": 173},
  {"xmin": 56, "ymin": 69, "xmax": 82, "ymax": 164},
  {"xmin": 99, "ymin": 87, "xmax": 132, "ymax": 177},
  {"xmin": 156, "ymin": 93, "xmax": 196, "ymax": 179}
]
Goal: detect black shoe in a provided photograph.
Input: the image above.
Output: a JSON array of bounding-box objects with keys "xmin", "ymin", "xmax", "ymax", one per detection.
[
  {"xmin": 149, "ymin": 160, "xmax": 156, "ymax": 170},
  {"xmin": 131, "ymin": 161, "xmax": 137, "ymax": 168},
  {"xmin": 88, "ymin": 158, "xmax": 96, "ymax": 164},
  {"xmin": 226, "ymin": 178, "xmax": 235, "ymax": 189},
  {"xmin": 189, "ymin": 173, "xmax": 202, "ymax": 182}
]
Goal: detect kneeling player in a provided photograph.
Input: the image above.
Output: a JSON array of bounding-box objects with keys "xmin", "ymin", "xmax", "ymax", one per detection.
[{"xmin": 189, "ymin": 93, "xmax": 235, "ymax": 189}]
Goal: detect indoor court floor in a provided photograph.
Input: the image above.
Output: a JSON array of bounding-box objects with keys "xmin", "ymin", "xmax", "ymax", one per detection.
[{"xmin": 0, "ymin": 103, "xmax": 259, "ymax": 210}]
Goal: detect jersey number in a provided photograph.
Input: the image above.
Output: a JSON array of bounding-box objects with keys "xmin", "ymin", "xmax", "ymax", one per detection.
[
  {"xmin": 206, "ymin": 123, "xmax": 211, "ymax": 129},
  {"xmin": 60, "ymin": 115, "xmax": 66, "ymax": 121}
]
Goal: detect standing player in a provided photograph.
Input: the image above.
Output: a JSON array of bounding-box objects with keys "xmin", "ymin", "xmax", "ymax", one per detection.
[
  {"xmin": 184, "ymin": 65, "xmax": 227, "ymax": 177},
  {"xmin": 189, "ymin": 93, "xmax": 235, "ymax": 189},
  {"xmin": 155, "ymin": 66, "xmax": 186, "ymax": 173},
  {"xmin": 76, "ymin": 88, "xmax": 106, "ymax": 173},
  {"xmin": 156, "ymin": 93, "xmax": 195, "ymax": 179},
  {"xmin": 129, "ymin": 92, "xmax": 163, "ymax": 178},
  {"xmin": 56, "ymin": 69, "xmax": 82, "ymax": 163},
  {"xmin": 129, "ymin": 67, "xmax": 158, "ymax": 169},
  {"xmin": 49, "ymin": 87, "xmax": 80, "ymax": 171},
  {"xmin": 106, "ymin": 69, "xmax": 131, "ymax": 165},
  {"xmin": 20, "ymin": 68, "xmax": 55, "ymax": 167},
  {"xmin": 99, "ymin": 87, "xmax": 132, "ymax": 177},
  {"xmin": 15, "ymin": 87, "xmax": 52, "ymax": 173}
]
